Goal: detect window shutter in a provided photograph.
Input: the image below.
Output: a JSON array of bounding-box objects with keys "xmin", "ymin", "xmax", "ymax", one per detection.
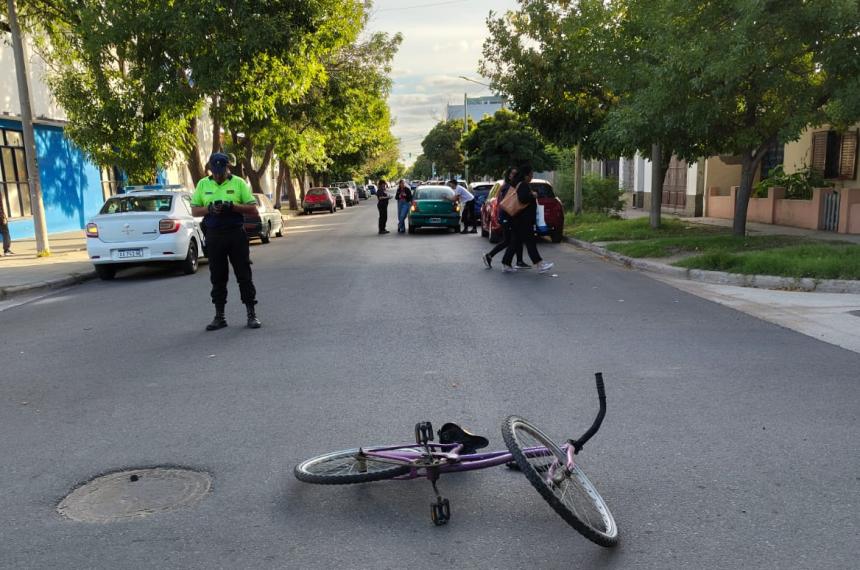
[
  {"xmin": 839, "ymin": 130, "xmax": 858, "ymax": 180},
  {"xmin": 811, "ymin": 131, "xmax": 828, "ymax": 175}
]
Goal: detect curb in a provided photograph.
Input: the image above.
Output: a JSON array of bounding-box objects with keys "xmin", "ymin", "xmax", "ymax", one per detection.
[
  {"xmin": 563, "ymin": 236, "xmax": 860, "ymax": 294},
  {"xmin": 0, "ymin": 271, "xmax": 97, "ymax": 301}
]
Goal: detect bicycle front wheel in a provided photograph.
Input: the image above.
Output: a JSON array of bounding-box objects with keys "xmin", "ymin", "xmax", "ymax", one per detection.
[
  {"xmin": 294, "ymin": 447, "xmax": 415, "ymax": 485},
  {"xmin": 501, "ymin": 416, "xmax": 618, "ymax": 547}
]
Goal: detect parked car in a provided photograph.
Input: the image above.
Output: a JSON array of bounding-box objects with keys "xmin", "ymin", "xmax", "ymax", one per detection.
[
  {"xmin": 367, "ymin": 184, "xmax": 378, "ymax": 196},
  {"xmin": 481, "ymin": 178, "xmax": 565, "ymax": 243},
  {"xmin": 337, "ymin": 183, "xmax": 357, "ymax": 206},
  {"xmin": 85, "ymin": 190, "xmax": 205, "ymax": 280},
  {"xmin": 407, "ymin": 185, "xmax": 461, "ymax": 234},
  {"xmin": 469, "ymin": 181, "xmax": 494, "ymax": 224},
  {"xmin": 356, "ymin": 185, "xmax": 369, "ymax": 200},
  {"xmin": 303, "ymin": 187, "xmax": 336, "ymax": 214},
  {"xmin": 329, "ymin": 187, "xmax": 346, "ymax": 209},
  {"xmin": 244, "ymin": 193, "xmax": 284, "ymax": 244}
]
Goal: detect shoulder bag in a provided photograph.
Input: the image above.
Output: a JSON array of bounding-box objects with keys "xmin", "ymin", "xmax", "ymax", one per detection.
[{"xmin": 499, "ymin": 183, "xmax": 528, "ymax": 217}]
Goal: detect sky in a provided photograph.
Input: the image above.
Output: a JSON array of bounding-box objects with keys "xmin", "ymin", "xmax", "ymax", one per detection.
[{"xmin": 365, "ymin": 0, "xmax": 519, "ymax": 166}]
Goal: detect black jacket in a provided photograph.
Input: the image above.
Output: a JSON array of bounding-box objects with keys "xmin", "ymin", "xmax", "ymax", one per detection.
[{"xmin": 395, "ymin": 187, "xmax": 413, "ymax": 202}]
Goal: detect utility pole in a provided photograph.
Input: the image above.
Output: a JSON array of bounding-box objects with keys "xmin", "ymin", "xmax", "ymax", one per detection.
[
  {"xmin": 7, "ymin": 0, "xmax": 50, "ymax": 254},
  {"xmin": 463, "ymin": 93, "xmax": 469, "ymax": 184}
]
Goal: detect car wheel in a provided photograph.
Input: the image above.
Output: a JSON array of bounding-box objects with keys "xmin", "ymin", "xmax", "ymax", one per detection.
[
  {"xmin": 261, "ymin": 223, "xmax": 271, "ymax": 244},
  {"xmin": 551, "ymin": 227, "xmax": 563, "ymax": 243},
  {"xmin": 276, "ymin": 221, "xmax": 283, "ymax": 238},
  {"xmin": 488, "ymin": 227, "xmax": 502, "ymax": 244},
  {"xmin": 95, "ymin": 264, "xmax": 116, "ymax": 280},
  {"xmin": 408, "ymin": 224, "xmax": 416, "ymax": 234},
  {"xmin": 181, "ymin": 239, "xmax": 199, "ymax": 275},
  {"xmin": 481, "ymin": 226, "xmax": 489, "ymax": 237}
]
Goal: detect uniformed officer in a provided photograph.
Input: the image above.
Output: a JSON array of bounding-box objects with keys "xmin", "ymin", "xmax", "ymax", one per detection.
[{"xmin": 190, "ymin": 152, "xmax": 261, "ymax": 330}]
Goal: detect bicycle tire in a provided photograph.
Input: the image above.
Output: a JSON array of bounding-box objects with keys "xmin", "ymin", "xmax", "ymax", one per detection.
[
  {"xmin": 294, "ymin": 447, "xmax": 414, "ymax": 485},
  {"xmin": 501, "ymin": 416, "xmax": 618, "ymax": 547}
]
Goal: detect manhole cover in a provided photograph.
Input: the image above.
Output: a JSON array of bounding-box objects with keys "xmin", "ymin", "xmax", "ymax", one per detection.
[{"xmin": 58, "ymin": 468, "xmax": 211, "ymax": 522}]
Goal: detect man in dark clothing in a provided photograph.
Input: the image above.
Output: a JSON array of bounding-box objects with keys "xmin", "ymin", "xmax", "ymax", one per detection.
[
  {"xmin": 190, "ymin": 152, "xmax": 262, "ymax": 330},
  {"xmin": 376, "ymin": 180, "xmax": 391, "ymax": 234},
  {"xmin": 0, "ymin": 194, "xmax": 12, "ymax": 255}
]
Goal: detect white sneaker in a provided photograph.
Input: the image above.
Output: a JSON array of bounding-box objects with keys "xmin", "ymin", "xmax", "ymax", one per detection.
[
  {"xmin": 536, "ymin": 260, "xmax": 554, "ymax": 273},
  {"xmin": 502, "ymin": 264, "xmax": 517, "ymax": 273}
]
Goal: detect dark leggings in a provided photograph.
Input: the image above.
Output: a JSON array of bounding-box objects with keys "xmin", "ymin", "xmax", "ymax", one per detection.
[
  {"xmin": 378, "ymin": 202, "xmax": 388, "ymax": 232},
  {"xmin": 502, "ymin": 218, "xmax": 541, "ymax": 266},
  {"xmin": 487, "ymin": 221, "xmax": 523, "ymax": 263}
]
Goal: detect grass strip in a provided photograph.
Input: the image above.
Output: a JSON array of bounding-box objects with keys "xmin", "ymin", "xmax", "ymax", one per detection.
[
  {"xmin": 674, "ymin": 244, "xmax": 860, "ymax": 280},
  {"xmin": 564, "ymin": 215, "xmax": 726, "ymax": 242},
  {"xmin": 605, "ymin": 235, "xmax": 807, "ymax": 258}
]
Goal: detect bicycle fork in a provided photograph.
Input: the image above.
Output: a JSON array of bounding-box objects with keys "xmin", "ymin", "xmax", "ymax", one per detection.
[{"xmin": 415, "ymin": 421, "xmax": 451, "ymax": 526}]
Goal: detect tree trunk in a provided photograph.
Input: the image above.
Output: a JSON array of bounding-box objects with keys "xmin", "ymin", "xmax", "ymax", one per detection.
[
  {"xmin": 285, "ymin": 164, "xmax": 299, "ymax": 210},
  {"xmin": 186, "ymin": 116, "xmax": 206, "ymax": 184},
  {"xmin": 574, "ymin": 142, "xmax": 583, "ymax": 214},
  {"xmin": 299, "ymin": 170, "xmax": 307, "ymax": 202},
  {"xmin": 733, "ymin": 148, "xmax": 766, "ymax": 236},
  {"xmin": 273, "ymin": 160, "xmax": 287, "ymax": 209},
  {"xmin": 210, "ymin": 95, "xmax": 221, "ymax": 154},
  {"xmin": 649, "ymin": 143, "xmax": 664, "ymax": 229}
]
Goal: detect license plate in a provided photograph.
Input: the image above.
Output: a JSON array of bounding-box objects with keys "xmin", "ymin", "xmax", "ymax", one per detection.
[
  {"xmin": 117, "ymin": 249, "xmax": 143, "ymax": 259},
  {"xmin": 430, "ymin": 217, "xmax": 442, "ymax": 223}
]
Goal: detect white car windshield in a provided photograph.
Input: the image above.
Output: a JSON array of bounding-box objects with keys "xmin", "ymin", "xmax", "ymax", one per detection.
[{"xmin": 100, "ymin": 195, "xmax": 173, "ymax": 214}]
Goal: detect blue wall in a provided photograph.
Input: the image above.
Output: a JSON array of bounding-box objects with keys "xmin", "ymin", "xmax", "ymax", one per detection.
[{"xmin": 2, "ymin": 119, "xmax": 104, "ymax": 240}]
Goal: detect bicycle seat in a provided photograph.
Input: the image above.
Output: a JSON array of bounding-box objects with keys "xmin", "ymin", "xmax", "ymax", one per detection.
[{"xmin": 437, "ymin": 423, "xmax": 489, "ymax": 454}]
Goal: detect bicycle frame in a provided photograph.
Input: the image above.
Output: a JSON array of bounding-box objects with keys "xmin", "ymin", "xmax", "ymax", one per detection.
[{"xmin": 362, "ymin": 442, "xmax": 563, "ymax": 480}]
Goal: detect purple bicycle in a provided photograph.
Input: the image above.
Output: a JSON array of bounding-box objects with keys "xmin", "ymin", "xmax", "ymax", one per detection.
[{"xmin": 294, "ymin": 373, "xmax": 618, "ymax": 547}]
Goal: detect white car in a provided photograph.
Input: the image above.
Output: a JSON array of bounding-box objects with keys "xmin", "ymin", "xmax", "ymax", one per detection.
[
  {"xmin": 85, "ymin": 190, "xmax": 206, "ymax": 280},
  {"xmin": 337, "ymin": 183, "xmax": 358, "ymax": 206}
]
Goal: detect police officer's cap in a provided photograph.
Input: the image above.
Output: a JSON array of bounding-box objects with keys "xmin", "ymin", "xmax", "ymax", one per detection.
[{"xmin": 208, "ymin": 152, "xmax": 230, "ymax": 174}]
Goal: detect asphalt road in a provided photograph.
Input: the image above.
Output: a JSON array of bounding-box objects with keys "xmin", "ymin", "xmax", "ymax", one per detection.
[{"xmin": 1, "ymin": 202, "xmax": 858, "ymax": 569}]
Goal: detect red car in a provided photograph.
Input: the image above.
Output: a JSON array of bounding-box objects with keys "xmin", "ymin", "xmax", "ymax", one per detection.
[
  {"xmin": 481, "ymin": 178, "xmax": 565, "ymax": 243},
  {"xmin": 303, "ymin": 187, "xmax": 337, "ymax": 215}
]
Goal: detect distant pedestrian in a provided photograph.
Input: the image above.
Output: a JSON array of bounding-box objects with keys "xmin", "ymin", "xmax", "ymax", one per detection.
[
  {"xmin": 376, "ymin": 179, "xmax": 391, "ymax": 234},
  {"xmin": 395, "ymin": 179, "xmax": 412, "ymax": 233},
  {"xmin": 0, "ymin": 194, "xmax": 12, "ymax": 256},
  {"xmin": 483, "ymin": 167, "xmax": 525, "ymax": 270},
  {"xmin": 190, "ymin": 152, "xmax": 262, "ymax": 330},
  {"xmin": 447, "ymin": 179, "xmax": 476, "ymax": 233},
  {"xmin": 501, "ymin": 165, "xmax": 554, "ymax": 274}
]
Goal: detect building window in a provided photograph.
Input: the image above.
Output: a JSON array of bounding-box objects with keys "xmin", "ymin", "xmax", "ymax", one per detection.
[
  {"xmin": 812, "ymin": 130, "xmax": 858, "ymax": 180},
  {"xmin": 0, "ymin": 128, "xmax": 32, "ymax": 219},
  {"xmin": 100, "ymin": 166, "xmax": 122, "ymax": 200},
  {"xmin": 760, "ymin": 142, "xmax": 784, "ymax": 179}
]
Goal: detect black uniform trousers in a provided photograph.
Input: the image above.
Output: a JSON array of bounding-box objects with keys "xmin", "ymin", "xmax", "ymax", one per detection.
[
  {"xmin": 206, "ymin": 226, "xmax": 256, "ymax": 306},
  {"xmin": 461, "ymin": 199, "xmax": 477, "ymax": 230}
]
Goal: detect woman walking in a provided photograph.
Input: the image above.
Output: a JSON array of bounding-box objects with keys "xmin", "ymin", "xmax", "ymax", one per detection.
[
  {"xmin": 501, "ymin": 165, "xmax": 554, "ymax": 273},
  {"xmin": 395, "ymin": 179, "xmax": 412, "ymax": 233},
  {"xmin": 483, "ymin": 166, "xmax": 525, "ymax": 269},
  {"xmin": 376, "ymin": 179, "xmax": 391, "ymax": 234}
]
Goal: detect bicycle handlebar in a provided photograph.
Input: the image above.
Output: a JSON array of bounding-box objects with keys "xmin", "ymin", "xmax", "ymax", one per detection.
[{"xmin": 568, "ymin": 373, "xmax": 607, "ymax": 455}]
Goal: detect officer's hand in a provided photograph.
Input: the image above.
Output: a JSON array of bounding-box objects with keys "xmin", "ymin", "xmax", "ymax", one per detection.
[
  {"xmin": 209, "ymin": 203, "xmax": 224, "ymax": 215},
  {"xmin": 223, "ymin": 201, "xmax": 234, "ymax": 212}
]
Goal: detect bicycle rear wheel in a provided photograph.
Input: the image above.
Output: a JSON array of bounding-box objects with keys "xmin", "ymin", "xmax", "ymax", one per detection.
[
  {"xmin": 501, "ymin": 416, "xmax": 618, "ymax": 547},
  {"xmin": 294, "ymin": 447, "xmax": 416, "ymax": 485}
]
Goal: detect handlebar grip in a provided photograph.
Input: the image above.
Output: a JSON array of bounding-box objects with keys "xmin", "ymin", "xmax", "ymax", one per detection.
[{"xmin": 595, "ymin": 372, "xmax": 606, "ymax": 400}]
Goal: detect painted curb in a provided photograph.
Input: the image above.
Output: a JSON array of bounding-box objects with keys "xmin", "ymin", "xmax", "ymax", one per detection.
[
  {"xmin": 0, "ymin": 271, "xmax": 97, "ymax": 301},
  {"xmin": 564, "ymin": 237, "xmax": 860, "ymax": 294}
]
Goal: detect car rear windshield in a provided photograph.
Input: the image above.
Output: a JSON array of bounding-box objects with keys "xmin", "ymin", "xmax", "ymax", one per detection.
[
  {"xmin": 307, "ymin": 188, "xmax": 327, "ymax": 196},
  {"xmin": 472, "ymin": 184, "xmax": 493, "ymax": 193},
  {"xmin": 414, "ymin": 188, "xmax": 454, "ymax": 200},
  {"xmin": 532, "ymin": 183, "xmax": 555, "ymax": 199},
  {"xmin": 100, "ymin": 195, "xmax": 173, "ymax": 214},
  {"xmin": 329, "ymin": 188, "xmax": 341, "ymax": 194}
]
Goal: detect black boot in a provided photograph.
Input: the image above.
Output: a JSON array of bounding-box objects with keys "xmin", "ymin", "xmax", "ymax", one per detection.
[
  {"xmin": 206, "ymin": 305, "xmax": 227, "ymax": 331},
  {"xmin": 246, "ymin": 303, "xmax": 261, "ymax": 329}
]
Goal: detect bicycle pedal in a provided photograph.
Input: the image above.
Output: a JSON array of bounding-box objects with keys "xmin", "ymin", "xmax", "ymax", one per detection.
[
  {"xmin": 431, "ymin": 496, "xmax": 450, "ymax": 526},
  {"xmin": 415, "ymin": 421, "xmax": 434, "ymax": 445}
]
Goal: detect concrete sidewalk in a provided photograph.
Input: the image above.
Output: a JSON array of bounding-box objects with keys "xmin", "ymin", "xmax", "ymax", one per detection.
[
  {"xmin": 0, "ymin": 230, "xmax": 94, "ymax": 299},
  {"xmin": 0, "ymin": 209, "xmax": 306, "ymax": 300}
]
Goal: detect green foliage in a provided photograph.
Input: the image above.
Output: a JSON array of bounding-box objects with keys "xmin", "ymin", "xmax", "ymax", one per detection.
[
  {"xmin": 565, "ymin": 216, "xmax": 723, "ymax": 242},
  {"xmin": 675, "ymin": 244, "xmax": 860, "ymax": 280},
  {"xmin": 581, "ymin": 174, "xmax": 624, "ymax": 214},
  {"xmin": 607, "ymin": 235, "xmax": 805, "ymax": 258},
  {"xmin": 462, "ymin": 109, "xmax": 555, "ymax": 179},
  {"xmin": 421, "ymin": 119, "xmax": 469, "ymax": 178},
  {"xmin": 752, "ymin": 166, "xmax": 831, "ymax": 200},
  {"xmin": 408, "ymin": 155, "xmax": 433, "ymax": 180}
]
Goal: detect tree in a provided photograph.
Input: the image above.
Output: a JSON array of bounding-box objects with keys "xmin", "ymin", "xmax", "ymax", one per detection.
[
  {"xmin": 408, "ymin": 154, "xmax": 433, "ymax": 180},
  {"xmin": 637, "ymin": 0, "xmax": 860, "ymax": 235},
  {"xmin": 421, "ymin": 119, "xmax": 469, "ymax": 178},
  {"xmin": 482, "ymin": 0, "xmax": 617, "ymax": 214},
  {"xmin": 462, "ymin": 109, "xmax": 555, "ymax": 178}
]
